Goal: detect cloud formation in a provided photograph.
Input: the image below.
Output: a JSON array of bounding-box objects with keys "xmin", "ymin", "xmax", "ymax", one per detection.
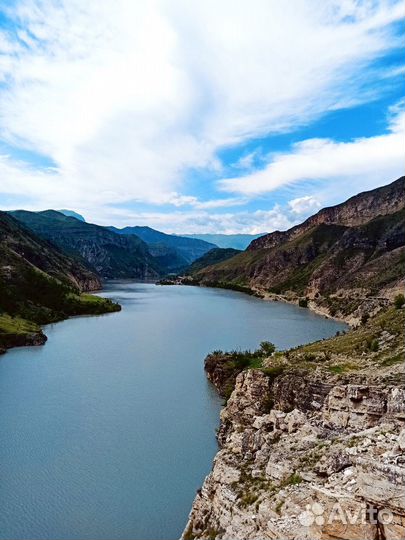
[
  {"xmin": 219, "ymin": 105, "xmax": 405, "ymax": 199},
  {"xmin": 0, "ymin": 0, "xmax": 404, "ymax": 230}
]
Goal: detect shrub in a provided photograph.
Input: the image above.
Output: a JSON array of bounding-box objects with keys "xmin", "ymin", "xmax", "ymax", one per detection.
[
  {"xmin": 298, "ymin": 297, "xmax": 308, "ymax": 308},
  {"xmin": 281, "ymin": 473, "xmax": 303, "ymax": 487},
  {"xmin": 262, "ymin": 365, "xmax": 285, "ymax": 381},
  {"xmin": 361, "ymin": 313, "xmax": 369, "ymax": 325},
  {"xmin": 394, "ymin": 294, "xmax": 405, "ymax": 309},
  {"xmin": 259, "ymin": 341, "xmax": 276, "ymax": 356}
]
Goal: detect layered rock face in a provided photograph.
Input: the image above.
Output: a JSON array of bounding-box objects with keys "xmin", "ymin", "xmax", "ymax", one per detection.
[
  {"xmin": 249, "ymin": 176, "xmax": 405, "ymax": 251},
  {"xmin": 183, "ymin": 309, "xmax": 405, "ymax": 540}
]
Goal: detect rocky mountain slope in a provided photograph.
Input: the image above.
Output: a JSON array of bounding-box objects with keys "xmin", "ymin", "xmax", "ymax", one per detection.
[
  {"xmin": 249, "ymin": 177, "xmax": 405, "ymax": 250},
  {"xmin": 184, "ymin": 306, "xmax": 405, "ymax": 540},
  {"xmin": 10, "ymin": 210, "xmax": 161, "ymax": 279},
  {"xmin": 193, "ymin": 178, "xmax": 405, "ymax": 323},
  {"xmin": 0, "ymin": 211, "xmax": 119, "ymax": 352},
  {"xmin": 109, "ymin": 225, "xmax": 216, "ymax": 266}
]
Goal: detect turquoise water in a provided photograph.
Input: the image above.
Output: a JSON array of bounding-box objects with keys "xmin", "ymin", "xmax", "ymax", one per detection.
[{"xmin": 0, "ymin": 282, "xmax": 346, "ymax": 539}]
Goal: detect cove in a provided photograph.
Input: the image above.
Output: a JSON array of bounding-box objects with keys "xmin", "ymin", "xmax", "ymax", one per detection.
[{"xmin": 0, "ymin": 282, "xmax": 346, "ymax": 540}]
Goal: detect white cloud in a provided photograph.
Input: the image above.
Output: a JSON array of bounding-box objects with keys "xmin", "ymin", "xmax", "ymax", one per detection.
[
  {"xmin": 233, "ymin": 151, "xmax": 260, "ymax": 170},
  {"xmin": 219, "ymin": 106, "xmax": 405, "ymax": 197},
  {"xmin": 288, "ymin": 196, "xmax": 321, "ymax": 216},
  {"xmin": 90, "ymin": 204, "xmax": 294, "ymax": 235},
  {"xmin": 0, "ymin": 0, "xmax": 403, "ymax": 218}
]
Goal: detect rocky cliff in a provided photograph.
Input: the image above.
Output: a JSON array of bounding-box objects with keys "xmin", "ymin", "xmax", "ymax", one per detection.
[{"xmin": 184, "ymin": 307, "xmax": 405, "ymax": 540}]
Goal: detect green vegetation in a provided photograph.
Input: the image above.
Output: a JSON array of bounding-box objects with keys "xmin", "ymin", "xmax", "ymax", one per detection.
[
  {"xmin": 0, "ymin": 314, "xmax": 43, "ymax": 349},
  {"xmin": 298, "ymin": 308, "xmax": 403, "ymax": 357},
  {"xmin": 394, "ymin": 293, "xmax": 405, "ymax": 309},
  {"xmin": 298, "ymin": 297, "xmax": 308, "ymax": 308},
  {"xmin": 202, "ymin": 280, "xmax": 257, "ymax": 296},
  {"xmin": 259, "ymin": 340, "xmax": 276, "ymax": 355},
  {"xmin": 281, "ymin": 473, "xmax": 303, "ymax": 487},
  {"xmin": 380, "ymin": 353, "xmax": 404, "ymax": 367},
  {"xmin": 261, "ymin": 365, "xmax": 285, "ymax": 381},
  {"xmin": 327, "ymin": 363, "xmax": 357, "ymax": 374},
  {"xmin": 206, "ymin": 342, "xmax": 277, "ymax": 400},
  {"xmin": 187, "ymin": 247, "xmax": 242, "ymax": 275},
  {"xmin": 0, "ymin": 211, "xmax": 121, "ymax": 352},
  {"xmin": 0, "ymin": 314, "xmax": 39, "ymax": 335}
]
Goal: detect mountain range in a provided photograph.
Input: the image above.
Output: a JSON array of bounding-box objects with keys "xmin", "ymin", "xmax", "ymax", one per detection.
[{"xmin": 108, "ymin": 225, "xmax": 216, "ymax": 271}]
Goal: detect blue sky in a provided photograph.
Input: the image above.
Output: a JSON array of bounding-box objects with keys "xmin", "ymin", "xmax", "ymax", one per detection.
[{"xmin": 0, "ymin": 0, "xmax": 404, "ymax": 233}]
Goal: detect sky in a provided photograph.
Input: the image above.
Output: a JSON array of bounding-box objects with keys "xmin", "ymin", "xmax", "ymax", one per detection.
[{"xmin": 0, "ymin": 0, "xmax": 404, "ymax": 234}]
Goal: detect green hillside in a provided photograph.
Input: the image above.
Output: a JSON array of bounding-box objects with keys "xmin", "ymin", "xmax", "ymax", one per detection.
[
  {"xmin": 187, "ymin": 248, "xmax": 242, "ymax": 274},
  {"xmin": 0, "ymin": 212, "xmax": 120, "ymax": 352}
]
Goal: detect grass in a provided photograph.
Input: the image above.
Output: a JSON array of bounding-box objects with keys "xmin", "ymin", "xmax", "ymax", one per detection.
[
  {"xmin": 327, "ymin": 363, "xmax": 358, "ymax": 374},
  {"xmin": 380, "ymin": 353, "xmax": 404, "ymax": 367},
  {"xmin": 0, "ymin": 314, "xmax": 40, "ymax": 335},
  {"xmin": 281, "ymin": 473, "xmax": 303, "ymax": 487},
  {"xmin": 298, "ymin": 308, "xmax": 404, "ymax": 357},
  {"xmin": 0, "ymin": 313, "xmax": 43, "ymax": 350},
  {"xmin": 65, "ymin": 292, "xmax": 121, "ymax": 315}
]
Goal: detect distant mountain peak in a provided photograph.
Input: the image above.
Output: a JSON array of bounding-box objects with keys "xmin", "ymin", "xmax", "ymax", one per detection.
[{"xmin": 57, "ymin": 209, "xmax": 86, "ymax": 222}]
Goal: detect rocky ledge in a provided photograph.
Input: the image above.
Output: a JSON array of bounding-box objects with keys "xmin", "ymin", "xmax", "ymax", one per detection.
[
  {"xmin": 183, "ymin": 308, "xmax": 405, "ymax": 540},
  {"xmin": 0, "ymin": 328, "xmax": 47, "ymax": 354}
]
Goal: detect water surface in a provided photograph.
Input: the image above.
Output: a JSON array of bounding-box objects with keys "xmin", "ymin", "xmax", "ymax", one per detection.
[{"xmin": 0, "ymin": 282, "xmax": 346, "ymax": 539}]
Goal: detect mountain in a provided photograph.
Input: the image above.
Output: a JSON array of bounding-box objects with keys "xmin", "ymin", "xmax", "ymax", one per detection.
[
  {"xmin": 249, "ymin": 177, "xmax": 405, "ymax": 250},
  {"xmin": 184, "ymin": 233, "xmax": 266, "ymax": 250},
  {"xmin": 0, "ymin": 212, "xmax": 119, "ymax": 351},
  {"xmin": 9, "ymin": 210, "xmax": 161, "ymax": 279},
  {"xmin": 187, "ymin": 248, "xmax": 242, "ymax": 275},
  {"xmin": 58, "ymin": 209, "xmax": 86, "ymax": 222},
  {"xmin": 192, "ymin": 177, "xmax": 405, "ymax": 322},
  {"xmin": 108, "ymin": 225, "xmax": 217, "ymax": 265}
]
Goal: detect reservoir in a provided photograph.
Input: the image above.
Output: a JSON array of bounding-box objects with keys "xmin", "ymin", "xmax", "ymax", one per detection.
[{"xmin": 0, "ymin": 282, "xmax": 346, "ymax": 539}]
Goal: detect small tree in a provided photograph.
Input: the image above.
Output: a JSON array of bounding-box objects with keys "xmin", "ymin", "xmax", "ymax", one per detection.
[
  {"xmin": 298, "ymin": 297, "xmax": 308, "ymax": 308},
  {"xmin": 394, "ymin": 294, "xmax": 405, "ymax": 309},
  {"xmin": 259, "ymin": 341, "xmax": 276, "ymax": 356},
  {"xmin": 361, "ymin": 313, "xmax": 369, "ymax": 325}
]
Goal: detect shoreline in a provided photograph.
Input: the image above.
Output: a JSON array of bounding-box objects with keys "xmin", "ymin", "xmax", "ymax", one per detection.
[
  {"xmin": 157, "ymin": 277, "xmax": 353, "ymax": 326},
  {"xmin": 0, "ymin": 288, "xmax": 121, "ymax": 356}
]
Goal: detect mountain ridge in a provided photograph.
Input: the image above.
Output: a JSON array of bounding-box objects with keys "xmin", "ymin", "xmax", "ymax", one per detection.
[
  {"xmin": 109, "ymin": 225, "xmax": 217, "ymax": 266},
  {"xmin": 9, "ymin": 210, "xmax": 161, "ymax": 279}
]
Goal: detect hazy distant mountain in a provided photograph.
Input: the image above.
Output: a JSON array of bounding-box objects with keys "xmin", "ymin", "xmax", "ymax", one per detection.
[
  {"xmin": 9, "ymin": 210, "xmax": 160, "ymax": 279},
  {"xmin": 109, "ymin": 225, "xmax": 217, "ymax": 265},
  {"xmin": 58, "ymin": 209, "xmax": 86, "ymax": 222},
  {"xmin": 184, "ymin": 233, "xmax": 266, "ymax": 250}
]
